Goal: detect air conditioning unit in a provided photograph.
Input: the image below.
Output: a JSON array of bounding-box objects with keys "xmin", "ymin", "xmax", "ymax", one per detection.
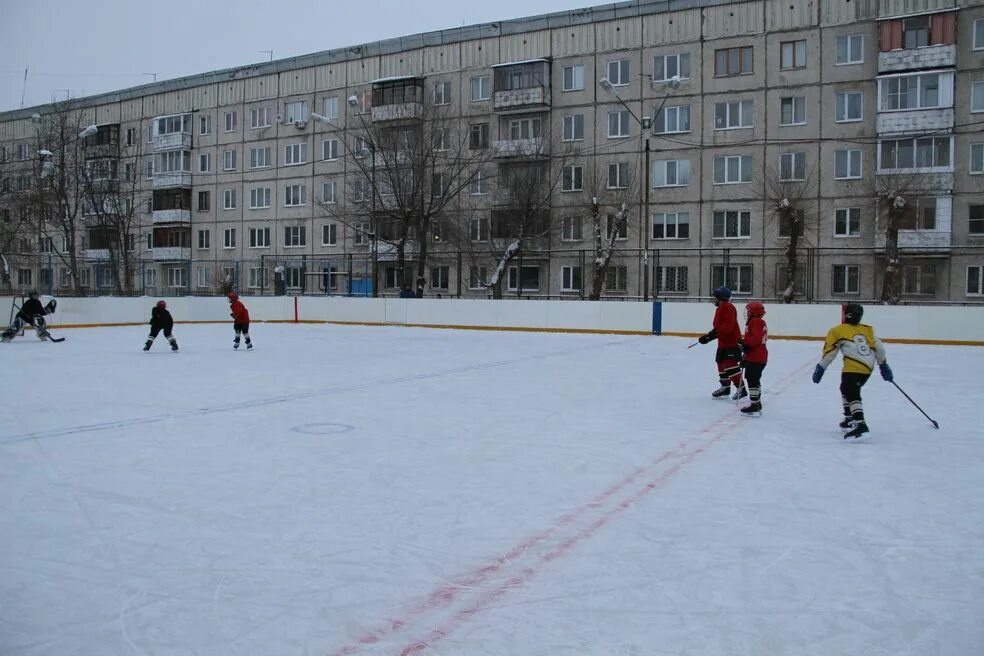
[
  {"xmin": 293, "ymin": 120, "xmax": 307, "ymax": 129},
  {"xmin": 276, "ymin": 113, "xmax": 284, "ymax": 123}
]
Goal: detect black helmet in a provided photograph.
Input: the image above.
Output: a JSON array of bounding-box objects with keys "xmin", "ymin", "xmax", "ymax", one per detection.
[
  {"xmin": 844, "ymin": 303, "xmax": 863, "ymax": 325},
  {"xmin": 712, "ymin": 286, "xmax": 732, "ymax": 301},
  {"xmin": 28, "ymin": 290, "xmax": 39, "ymax": 299}
]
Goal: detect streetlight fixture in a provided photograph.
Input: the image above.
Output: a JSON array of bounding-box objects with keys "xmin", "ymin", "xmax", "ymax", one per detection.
[
  {"xmin": 598, "ymin": 74, "xmax": 681, "ymax": 301},
  {"xmin": 38, "ymin": 124, "xmax": 99, "ymax": 178}
]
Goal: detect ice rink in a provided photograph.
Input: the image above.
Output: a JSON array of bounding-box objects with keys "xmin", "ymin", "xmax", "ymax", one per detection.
[{"xmin": 2, "ymin": 323, "xmax": 982, "ymax": 656}]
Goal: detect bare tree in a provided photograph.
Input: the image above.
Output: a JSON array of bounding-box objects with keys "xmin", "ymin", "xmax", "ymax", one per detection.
[
  {"xmin": 870, "ymin": 170, "xmax": 934, "ymax": 305},
  {"xmin": 0, "ymin": 155, "xmax": 33, "ymax": 292},
  {"xmin": 763, "ymin": 156, "xmax": 818, "ymax": 303},
  {"xmin": 581, "ymin": 159, "xmax": 637, "ymax": 301}
]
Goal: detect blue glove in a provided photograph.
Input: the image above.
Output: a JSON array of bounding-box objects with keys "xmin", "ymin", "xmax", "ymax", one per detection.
[
  {"xmin": 879, "ymin": 362, "xmax": 893, "ymax": 382},
  {"xmin": 812, "ymin": 364, "xmax": 825, "ymax": 384}
]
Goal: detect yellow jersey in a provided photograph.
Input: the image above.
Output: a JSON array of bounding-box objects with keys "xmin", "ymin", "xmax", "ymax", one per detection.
[{"xmin": 820, "ymin": 323, "xmax": 887, "ymax": 375}]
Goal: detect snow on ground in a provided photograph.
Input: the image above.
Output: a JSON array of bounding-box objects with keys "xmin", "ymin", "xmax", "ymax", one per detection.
[{"xmin": 1, "ymin": 323, "xmax": 982, "ymax": 656}]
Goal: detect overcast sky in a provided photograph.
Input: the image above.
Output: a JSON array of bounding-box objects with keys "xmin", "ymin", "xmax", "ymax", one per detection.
[{"xmin": 0, "ymin": 0, "xmax": 601, "ymax": 113}]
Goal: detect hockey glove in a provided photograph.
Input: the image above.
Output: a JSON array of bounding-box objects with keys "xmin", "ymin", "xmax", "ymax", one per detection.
[
  {"xmin": 879, "ymin": 362, "xmax": 894, "ymax": 382},
  {"xmin": 812, "ymin": 364, "xmax": 825, "ymax": 384},
  {"xmin": 697, "ymin": 334, "xmax": 710, "ymax": 345}
]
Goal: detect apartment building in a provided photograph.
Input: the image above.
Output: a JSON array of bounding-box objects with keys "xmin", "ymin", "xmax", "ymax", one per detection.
[{"xmin": 1, "ymin": 0, "xmax": 982, "ymax": 302}]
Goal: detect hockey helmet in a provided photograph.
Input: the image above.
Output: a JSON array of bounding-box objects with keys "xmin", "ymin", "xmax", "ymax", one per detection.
[
  {"xmin": 712, "ymin": 286, "xmax": 732, "ymax": 301},
  {"xmin": 844, "ymin": 302, "xmax": 863, "ymax": 325},
  {"xmin": 28, "ymin": 290, "xmax": 39, "ymax": 299},
  {"xmin": 156, "ymin": 300, "xmax": 167, "ymax": 309},
  {"xmin": 745, "ymin": 301, "xmax": 766, "ymax": 320},
  {"xmin": 228, "ymin": 292, "xmax": 239, "ymax": 302}
]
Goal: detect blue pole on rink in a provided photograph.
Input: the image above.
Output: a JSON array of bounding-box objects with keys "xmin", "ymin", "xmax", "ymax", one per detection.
[{"xmin": 651, "ymin": 301, "xmax": 662, "ymax": 335}]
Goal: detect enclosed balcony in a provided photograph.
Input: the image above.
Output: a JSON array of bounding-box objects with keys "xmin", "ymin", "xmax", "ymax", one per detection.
[
  {"xmin": 370, "ymin": 77, "xmax": 424, "ymax": 123},
  {"xmin": 153, "ymin": 114, "xmax": 193, "ymax": 150},
  {"xmin": 152, "ymin": 247, "xmax": 192, "ymax": 261},
  {"xmin": 492, "ymin": 138, "xmax": 548, "ymax": 159},
  {"xmin": 875, "ymin": 196, "xmax": 952, "ymax": 253},
  {"xmin": 492, "ymin": 60, "xmax": 551, "ymax": 113},
  {"xmin": 877, "ymin": 11, "xmax": 956, "ymax": 73},
  {"xmin": 153, "ymin": 150, "xmax": 192, "ymax": 188},
  {"xmin": 152, "ymin": 189, "xmax": 192, "ymax": 224},
  {"xmin": 151, "ymin": 226, "xmax": 191, "ymax": 261},
  {"xmin": 878, "ymin": 44, "xmax": 956, "ymax": 74}
]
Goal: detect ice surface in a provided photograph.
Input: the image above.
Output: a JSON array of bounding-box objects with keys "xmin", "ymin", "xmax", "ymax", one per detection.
[{"xmin": 1, "ymin": 324, "xmax": 982, "ymax": 656}]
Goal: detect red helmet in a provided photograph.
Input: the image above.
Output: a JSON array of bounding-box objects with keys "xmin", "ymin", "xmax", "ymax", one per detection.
[
  {"xmin": 156, "ymin": 300, "xmax": 167, "ymax": 309},
  {"xmin": 745, "ymin": 301, "xmax": 766, "ymax": 319},
  {"xmin": 228, "ymin": 292, "xmax": 238, "ymax": 302}
]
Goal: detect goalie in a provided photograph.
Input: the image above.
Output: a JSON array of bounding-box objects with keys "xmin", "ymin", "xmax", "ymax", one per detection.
[{"xmin": 2, "ymin": 291, "xmax": 57, "ymax": 342}]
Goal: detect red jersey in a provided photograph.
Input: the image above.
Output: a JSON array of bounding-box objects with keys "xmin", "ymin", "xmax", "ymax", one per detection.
[
  {"xmin": 742, "ymin": 316, "xmax": 768, "ymax": 364},
  {"xmin": 230, "ymin": 299, "xmax": 250, "ymax": 323},
  {"xmin": 712, "ymin": 301, "xmax": 741, "ymax": 349}
]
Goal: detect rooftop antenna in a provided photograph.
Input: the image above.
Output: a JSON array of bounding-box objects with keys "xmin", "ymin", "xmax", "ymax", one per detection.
[
  {"xmin": 259, "ymin": 50, "xmax": 273, "ymax": 62},
  {"xmin": 143, "ymin": 73, "xmax": 157, "ymax": 82},
  {"xmin": 19, "ymin": 66, "xmax": 28, "ymax": 108}
]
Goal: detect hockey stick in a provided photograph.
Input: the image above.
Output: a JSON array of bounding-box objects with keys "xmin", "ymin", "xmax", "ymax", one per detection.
[
  {"xmin": 687, "ymin": 341, "xmax": 699, "ymax": 349},
  {"xmin": 891, "ymin": 381, "xmax": 939, "ymax": 429}
]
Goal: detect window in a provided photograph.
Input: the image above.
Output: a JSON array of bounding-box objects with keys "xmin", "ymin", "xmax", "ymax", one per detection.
[
  {"xmin": 200, "ymin": 115, "xmax": 211, "ymax": 135},
  {"xmin": 284, "ymin": 225, "xmax": 306, "ymax": 247},
  {"xmin": 607, "ymin": 214, "xmax": 628, "ymax": 240},
  {"xmin": 433, "ymin": 81, "xmax": 451, "ymax": 105},
  {"xmin": 322, "ymin": 223, "xmax": 337, "ymax": 246},
  {"xmin": 714, "ymin": 100, "xmax": 753, "ymax": 130},
  {"xmin": 147, "ymin": 125, "xmax": 154, "ymax": 143},
  {"xmin": 714, "ymin": 46, "xmax": 753, "ymax": 76},
  {"xmin": 321, "ymin": 139, "xmax": 339, "ymax": 161},
  {"xmin": 321, "ymin": 180, "xmax": 336, "ymax": 204},
  {"xmin": 654, "ymin": 53, "xmax": 690, "ymax": 81},
  {"xmin": 780, "ymin": 40, "xmax": 807, "ymax": 69},
  {"xmin": 223, "ymin": 189, "xmax": 237, "ymax": 210},
  {"xmin": 834, "ymin": 149, "xmax": 862, "ymax": 179},
  {"xmin": 249, "ymin": 187, "xmax": 271, "ymax": 209},
  {"xmin": 777, "ymin": 209, "xmax": 805, "ymax": 238},
  {"xmin": 197, "ymin": 229, "xmax": 210, "ymax": 249},
  {"xmin": 903, "ymin": 15, "xmax": 929, "ymax": 50},
  {"xmin": 469, "ymin": 171, "xmax": 488, "ymax": 195},
  {"xmin": 321, "ymin": 96, "xmax": 339, "ymax": 120},
  {"xmin": 245, "ymin": 227, "xmax": 269, "ymax": 249},
  {"xmin": 125, "ymin": 127, "xmax": 135, "ymax": 146},
  {"xmin": 561, "ymin": 216, "xmax": 582, "ymax": 241},
  {"xmin": 972, "ymin": 206, "xmax": 984, "ymax": 236},
  {"xmin": 469, "ymin": 123, "xmax": 489, "ymax": 149},
  {"xmin": 606, "ymin": 59, "xmax": 630, "ymax": 86},
  {"xmin": 284, "ymin": 184, "xmax": 307, "ymax": 206},
  {"xmin": 562, "ymin": 165, "xmax": 583, "ymax": 192},
  {"xmin": 507, "ymin": 265, "xmax": 539, "ymax": 291},
  {"xmin": 199, "ymin": 153, "xmax": 211, "ymax": 173},
  {"xmin": 198, "ymin": 191, "xmax": 210, "ymax": 211},
  {"xmin": 654, "ymin": 105, "xmax": 690, "ymax": 134},
  {"xmin": 712, "ymin": 210, "xmax": 751, "ymax": 239},
  {"xmin": 222, "ymin": 149, "xmax": 237, "ymax": 171},
  {"xmin": 250, "ymin": 107, "xmax": 270, "ymax": 129},
  {"xmin": 652, "ymin": 212, "xmax": 690, "ymax": 240},
  {"xmin": 779, "ymin": 97, "xmax": 806, "ymax": 126},
  {"xmin": 156, "ymin": 114, "xmax": 191, "ymax": 136},
  {"xmin": 656, "ymin": 266, "xmax": 688, "ymax": 293},
  {"xmin": 155, "ymin": 150, "xmax": 191, "ymax": 173},
  {"xmin": 468, "ymin": 266, "xmax": 488, "ymax": 290},
  {"xmin": 713, "ymin": 155, "xmax": 753, "ymax": 184},
  {"xmin": 836, "ymin": 34, "xmax": 864, "ymax": 64},
  {"xmin": 470, "ymin": 75, "xmax": 491, "ymax": 101},
  {"xmin": 248, "ymin": 267, "xmax": 266, "ymax": 289},
  {"xmin": 563, "ymin": 114, "xmax": 584, "ymax": 141},
  {"xmin": 607, "ymin": 110, "xmax": 630, "ymax": 138},
  {"xmin": 431, "ymin": 173, "xmax": 448, "ymax": 198},
  {"xmin": 835, "ymin": 208, "xmax": 861, "ymax": 237},
  {"xmin": 285, "ymin": 143, "xmax": 307, "ymax": 166},
  {"xmin": 354, "ymin": 222, "xmax": 371, "ymax": 245},
  {"xmin": 605, "ymin": 266, "xmax": 628, "ymax": 292},
  {"xmin": 652, "ymin": 159, "xmax": 691, "ymax": 187},
  {"xmin": 832, "ymin": 265, "xmax": 860, "ymax": 294},
  {"xmin": 197, "ymin": 267, "xmax": 210, "ymax": 289},
  {"xmin": 779, "ymin": 152, "xmax": 806, "ymax": 181},
  {"xmin": 509, "ymin": 118, "xmax": 541, "ymax": 140},
  {"xmin": 967, "ymin": 266, "xmax": 984, "ymax": 296},
  {"xmin": 430, "ymin": 266, "xmax": 449, "ymax": 289},
  {"xmin": 39, "ymin": 236, "xmax": 54, "ymax": 253},
  {"xmin": 973, "ymin": 144, "xmax": 984, "ymax": 174},
  {"xmin": 902, "ymin": 263, "xmax": 936, "ymax": 296},
  {"xmin": 432, "ymin": 128, "xmax": 449, "ymax": 152},
  {"xmin": 835, "ymin": 92, "xmax": 863, "ymax": 122},
  {"xmin": 897, "ymin": 197, "xmax": 938, "ymax": 231},
  {"xmin": 563, "ymin": 64, "xmax": 585, "ymax": 91},
  {"xmin": 285, "ymin": 101, "xmax": 308, "ymax": 124},
  {"xmin": 879, "ymin": 72, "xmax": 950, "ymax": 111},
  {"xmin": 976, "ymin": 19, "xmax": 984, "ymax": 51},
  {"xmin": 223, "ymin": 228, "xmax": 236, "ymax": 249},
  {"xmin": 879, "ymin": 137, "xmax": 951, "ymax": 170},
  {"xmin": 16, "ymin": 268, "xmax": 31, "ymax": 286},
  {"xmin": 250, "ymin": 146, "xmax": 271, "ymax": 169},
  {"xmin": 712, "ymin": 264, "xmax": 752, "ymax": 294},
  {"xmin": 167, "ymin": 267, "xmax": 187, "ymax": 288},
  {"xmin": 560, "ymin": 265, "xmax": 583, "ymax": 292},
  {"xmin": 224, "ymin": 111, "xmax": 237, "ymax": 132},
  {"xmin": 608, "ymin": 162, "xmax": 630, "ymax": 189},
  {"xmin": 146, "ymin": 159, "xmax": 154, "ymax": 179},
  {"xmin": 354, "ymin": 179, "xmax": 371, "ymax": 203},
  {"xmin": 470, "ymin": 217, "xmax": 489, "ymax": 242},
  {"xmin": 973, "ymin": 82, "xmax": 984, "ymax": 113}
]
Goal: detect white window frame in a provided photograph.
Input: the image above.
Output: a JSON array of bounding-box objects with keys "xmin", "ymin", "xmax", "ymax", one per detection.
[
  {"xmin": 562, "ymin": 165, "xmax": 583, "ymax": 192},
  {"xmin": 167, "ymin": 267, "xmax": 187, "ymax": 289},
  {"xmin": 651, "ymin": 211, "xmax": 690, "ymax": 240},
  {"xmin": 832, "ymin": 265, "xmax": 861, "ymax": 295},
  {"xmin": 470, "ymin": 75, "xmax": 491, "ymax": 102},
  {"xmin": 835, "ymin": 91, "xmax": 863, "ymax": 123},
  {"xmin": 199, "ymin": 152, "xmax": 211, "ymax": 173},
  {"xmin": 469, "ymin": 218, "xmax": 489, "ymax": 242},
  {"xmin": 779, "ymin": 152, "xmax": 806, "ymax": 182},
  {"xmin": 321, "ymin": 180, "xmax": 336, "ymax": 204},
  {"xmin": 834, "ymin": 149, "xmax": 862, "ymax": 180},
  {"xmin": 652, "ymin": 159, "xmax": 691, "ymax": 187},
  {"xmin": 971, "ymin": 143, "xmax": 984, "ymax": 175},
  {"xmin": 607, "ymin": 110, "xmax": 630, "ymax": 138},
  {"xmin": 712, "ymin": 155, "xmax": 753, "ymax": 184},
  {"xmin": 714, "ymin": 100, "xmax": 753, "ymax": 130},
  {"xmin": 284, "ymin": 184, "xmax": 307, "ymax": 207},
  {"xmin": 468, "ymin": 266, "xmax": 488, "ymax": 290},
  {"xmin": 606, "ymin": 59, "xmax": 630, "ymax": 86},
  {"xmin": 563, "ymin": 114, "xmax": 584, "ymax": 142},
  {"xmin": 712, "ymin": 210, "xmax": 752, "ymax": 239},
  {"xmin": 224, "ymin": 111, "xmax": 237, "ymax": 133},
  {"xmin": 223, "ymin": 228, "xmax": 236, "ymax": 249},
  {"xmin": 197, "ymin": 267, "xmax": 211, "ymax": 289},
  {"xmin": 561, "ymin": 265, "xmax": 582, "ymax": 292},
  {"xmin": 248, "ymin": 267, "xmax": 266, "ymax": 289},
  {"xmin": 654, "ymin": 105, "xmax": 690, "ymax": 134},
  {"xmin": 200, "ymin": 115, "xmax": 211, "ymax": 135},
  {"xmin": 284, "ymin": 143, "xmax": 308, "ymax": 166},
  {"xmin": 322, "ymin": 96, "xmax": 339, "ymax": 120},
  {"xmin": 779, "ymin": 96, "xmax": 806, "ymax": 126},
  {"xmin": 967, "ymin": 265, "xmax": 984, "ymax": 297},
  {"xmin": 197, "ymin": 229, "xmax": 210, "ymax": 249},
  {"xmin": 322, "ymin": 223, "xmax": 337, "ymax": 247},
  {"xmin": 975, "ymin": 19, "xmax": 984, "ymax": 51},
  {"xmin": 249, "ymin": 187, "xmax": 271, "ymax": 209},
  {"xmin": 430, "ymin": 266, "xmax": 450, "ymax": 290},
  {"xmin": 322, "ymin": 138, "xmax": 339, "ymax": 161},
  {"xmin": 561, "ymin": 216, "xmax": 582, "ymax": 241},
  {"xmin": 653, "ymin": 53, "xmax": 690, "ymax": 82},
  {"xmin": 283, "ymin": 225, "xmax": 306, "ymax": 248},
  {"xmin": 972, "ymin": 81, "xmax": 984, "ymax": 113},
  {"xmin": 878, "ymin": 71, "xmax": 953, "ymax": 112},
  {"xmin": 433, "ymin": 81, "xmax": 451, "ymax": 105},
  {"xmin": 877, "ymin": 136, "xmax": 952, "ymax": 172},
  {"xmin": 711, "ymin": 264, "xmax": 753, "ymax": 294},
  {"xmin": 354, "ymin": 222, "xmax": 371, "ymax": 245},
  {"xmin": 285, "ymin": 101, "xmax": 308, "ymax": 124},
  {"xmin": 563, "ymin": 64, "xmax": 585, "ymax": 92},
  {"xmin": 223, "ymin": 189, "xmax": 237, "ymax": 210},
  {"xmin": 836, "ymin": 34, "xmax": 864, "ymax": 65},
  {"xmin": 250, "ymin": 106, "xmax": 270, "ymax": 129},
  {"xmin": 469, "ymin": 171, "xmax": 488, "ymax": 196},
  {"xmin": 506, "ymin": 265, "xmax": 540, "ymax": 292},
  {"xmin": 656, "ymin": 265, "xmax": 688, "ymax": 293},
  {"xmin": 249, "ymin": 146, "xmax": 271, "ymax": 169},
  {"xmin": 834, "ymin": 207, "xmax": 861, "ymax": 238},
  {"xmin": 608, "ymin": 162, "xmax": 630, "ymax": 189},
  {"xmin": 222, "ymin": 149, "xmax": 236, "ymax": 171}
]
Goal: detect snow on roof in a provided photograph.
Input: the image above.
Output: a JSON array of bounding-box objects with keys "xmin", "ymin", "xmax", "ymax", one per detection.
[
  {"xmin": 371, "ymin": 75, "xmax": 423, "ymax": 85},
  {"xmin": 491, "ymin": 58, "xmax": 549, "ymax": 68}
]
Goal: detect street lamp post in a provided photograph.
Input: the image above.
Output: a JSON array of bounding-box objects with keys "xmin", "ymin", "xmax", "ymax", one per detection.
[{"xmin": 598, "ymin": 76, "xmax": 679, "ymax": 301}]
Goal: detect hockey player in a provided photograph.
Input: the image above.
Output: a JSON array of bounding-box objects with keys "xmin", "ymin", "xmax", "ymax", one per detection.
[
  {"xmin": 144, "ymin": 300, "xmax": 178, "ymax": 352},
  {"xmin": 812, "ymin": 303, "xmax": 893, "ymax": 439},
  {"xmin": 739, "ymin": 301, "xmax": 768, "ymax": 416},
  {"xmin": 697, "ymin": 286, "xmax": 744, "ymax": 399},
  {"xmin": 228, "ymin": 292, "xmax": 252, "ymax": 350},
  {"xmin": 2, "ymin": 291, "xmax": 56, "ymax": 342}
]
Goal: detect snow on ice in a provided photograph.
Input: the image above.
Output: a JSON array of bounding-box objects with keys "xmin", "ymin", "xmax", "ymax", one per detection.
[{"xmin": 1, "ymin": 323, "xmax": 982, "ymax": 655}]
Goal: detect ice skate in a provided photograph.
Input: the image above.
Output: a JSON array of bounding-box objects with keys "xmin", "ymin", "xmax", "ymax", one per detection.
[
  {"xmin": 711, "ymin": 385, "xmax": 731, "ymax": 399},
  {"xmin": 740, "ymin": 402, "xmax": 762, "ymax": 417},
  {"xmin": 143, "ymin": 340, "xmax": 152, "ymax": 352},
  {"xmin": 844, "ymin": 420, "xmax": 869, "ymax": 439},
  {"xmin": 732, "ymin": 387, "xmax": 748, "ymax": 401},
  {"xmin": 839, "ymin": 416, "xmax": 853, "ymax": 430}
]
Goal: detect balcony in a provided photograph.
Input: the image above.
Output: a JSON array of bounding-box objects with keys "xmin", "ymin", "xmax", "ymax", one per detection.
[
  {"xmin": 492, "ymin": 138, "xmax": 548, "ymax": 159},
  {"xmin": 84, "ymin": 249, "xmax": 111, "ymax": 261},
  {"xmin": 878, "ymin": 45, "xmax": 955, "ymax": 74},
  {"xmin": 371, "ymin": 102, "xmax": 423, "ymax": 123},
  {"xmin": 493, "ymin": 86, "xmax": 550, "ymax": 113},
  {"xmin": 875, "ymin": 230, "xmax": 951, "ymax": 253},
  {"xmin": 152, "ymin": 247, "xmax": 191, "ymax": 262},
  {"xmin": 152, "ymin": 209, "xmax": 192, "ymax": 225},
  {"xmin": 154, "ymin": 132, "xmax": 193, "ymax": 151},
  {"xmin": 877, "ymin": 108, "xmax": 953, "ymax": 135},
  {"xmin": 153, "ymin": 172, "xmax": 192, "ymax": 189}
]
